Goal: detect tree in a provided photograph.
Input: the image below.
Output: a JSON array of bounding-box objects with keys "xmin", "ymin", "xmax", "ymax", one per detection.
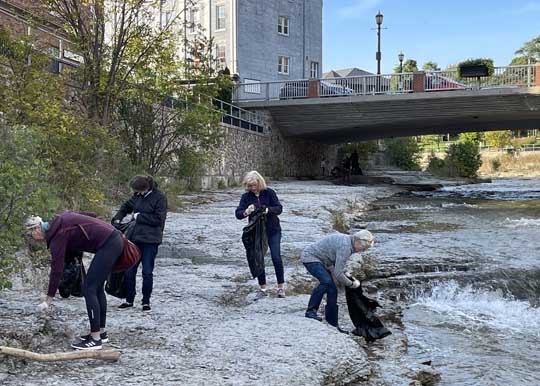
[
  {"xmin": 393, "ymin": 59, "xmax": 418, "ymax": 73},
  {"xmin": 116, "ymin": 33, "xmax": 230, "ymax": 177},
  {"xmin": 484, "ymin": 130, "xmax": 513, "ymax": 149},
  {"xmin": 46, "ymin": 0, "xmax": 193, "ymax": 127},
  {"xmin": 446, "ymin": 142, "xmax": 482, "ymax": 178},
  {"xmin": 515, "ymin": 36, "xmax": 540, "ymax": 63},
  {"xmin": 458, "ymin": 132, "xmax": 483, "ymax": 143},
  {"xmin": 422, "ymin": 61, "xmax": 440, "ymax": 71},
  {"xmin": 384, "ymin": 137, "xmax": 421, "ymax": 170}
]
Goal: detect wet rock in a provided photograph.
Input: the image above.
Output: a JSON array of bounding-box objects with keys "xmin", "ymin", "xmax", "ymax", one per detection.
[{"xmin": 410, "ymin": 367, "xmax": 442, "ymax": 386}]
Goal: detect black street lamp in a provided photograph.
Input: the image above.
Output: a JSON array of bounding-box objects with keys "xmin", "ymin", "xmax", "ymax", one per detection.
[
  {"xmin": 375, "ymin": 11, "xmax": 383, "ymax": 75},
  {"xmin": 398, "ymin": 51, "xmax": 404, "ymax": 73}
]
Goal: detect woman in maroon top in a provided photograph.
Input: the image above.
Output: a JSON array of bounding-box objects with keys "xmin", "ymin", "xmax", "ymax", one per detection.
[{"xmin": 26, "ymin": 212, "xmax": 123, "ymax": 350}]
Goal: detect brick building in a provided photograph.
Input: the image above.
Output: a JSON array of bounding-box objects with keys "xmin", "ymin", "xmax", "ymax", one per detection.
[{"xmin": 0, "ymin": 0, "xmax": 81, "ymax": 72}]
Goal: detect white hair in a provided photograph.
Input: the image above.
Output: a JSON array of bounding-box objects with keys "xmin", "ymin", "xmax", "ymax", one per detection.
[
  {"xmin": 24, "ymin": 215, "xmax": 43, "ymax": 229},
  {"xmin": 352, "ymin": 230, "xmax": 374, "ymax": 247}
]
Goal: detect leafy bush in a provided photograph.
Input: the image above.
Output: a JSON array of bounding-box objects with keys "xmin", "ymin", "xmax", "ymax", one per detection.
[
  {"xmin": 384, "ymin": 137, "xmax": 421, "ymax": 170},
  {"xmin": 446, "ymin": 142, "xmax": 483, "ymax": 177},
  {"xmin": 490, "ymin": 157, "xmax": 501, "ymax": 171}
]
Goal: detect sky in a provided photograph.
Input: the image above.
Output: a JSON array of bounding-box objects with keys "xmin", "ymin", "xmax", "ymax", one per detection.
[{"xmin": 323, "ymin": 0, "xmax": 540, "ymax": 74}]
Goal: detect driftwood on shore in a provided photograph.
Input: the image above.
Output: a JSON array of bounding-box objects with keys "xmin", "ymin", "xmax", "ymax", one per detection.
[{"xmin": 0, "ymin": 346, "xmax": 121, "ymax": 362}]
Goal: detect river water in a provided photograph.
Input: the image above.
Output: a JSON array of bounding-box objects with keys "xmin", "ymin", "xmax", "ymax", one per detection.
[{"xmin": 362, "ymin": 178, "xmax": 540, "ymax": 385}]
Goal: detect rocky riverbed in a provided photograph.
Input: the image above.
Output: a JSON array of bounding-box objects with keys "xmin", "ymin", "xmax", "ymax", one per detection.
[{"xmin": 0, "ymin": 179, "xmax": 444, "ymax": 386}]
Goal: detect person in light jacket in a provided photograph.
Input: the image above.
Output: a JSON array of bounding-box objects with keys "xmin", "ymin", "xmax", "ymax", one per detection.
[
  {"xmin": 301, "ymin": 230, "xmax": 374, "ymax": 329},
  {"xmin": 235, "ymin": 171, "xmax": 285, "ymax": 300}
]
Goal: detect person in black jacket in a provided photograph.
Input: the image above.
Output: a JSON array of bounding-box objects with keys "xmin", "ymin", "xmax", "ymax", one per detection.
[
  {"xmin": 112, "ymin": 175, "xmax": 167, "ymax": 311},
  {"xmin": 235, "ymin": 171, "xmax": 285, "ymax": 300}
]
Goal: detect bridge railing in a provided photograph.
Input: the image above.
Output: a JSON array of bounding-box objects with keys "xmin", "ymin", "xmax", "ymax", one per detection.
[
  {"xmin": 234, "ymin": 64, "xmax": 540, "ymax": 102},
  {"xmin": 425, "ymin": 65, "xmax": 538, "ymax": 91}
]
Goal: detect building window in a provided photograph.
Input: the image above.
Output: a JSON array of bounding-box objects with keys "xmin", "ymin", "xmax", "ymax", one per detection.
[
  {"xmin": 189, "ymin": 8, "xmax": 199, "ymax": 33},
  {"xmin": 278, "ymin": 56, "xmax": 289, "ymax": 75},
  {"xmin": 216, "ymin": 44, "xmax": 226, "ymax": 66},
  {"xmin": 278, "ymin": 16, "xmax": 289, "ymax": 35},
  {"xmin": 216, "ymin": 5, "xmax": 225, "ymax": 30},
  {"xmin": 310, "ymin": 62, "xmax": 319, "ymax": 78}
]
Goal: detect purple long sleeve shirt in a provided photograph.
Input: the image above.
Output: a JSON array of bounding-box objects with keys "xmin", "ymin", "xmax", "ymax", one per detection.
[{"xmin": 45, "ymin": 212, "xmax": 116, "ymax": 297}]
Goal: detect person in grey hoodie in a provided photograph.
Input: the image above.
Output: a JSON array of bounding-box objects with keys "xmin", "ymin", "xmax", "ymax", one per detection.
[{"xmin": 301, "ymin": 230, "xmax": 374, "ymax": 328}]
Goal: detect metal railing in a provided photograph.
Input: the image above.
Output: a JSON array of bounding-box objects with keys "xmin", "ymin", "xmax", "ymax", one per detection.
[
  {"xmin": 425, "ymin": 65, "xmax": 538, "ymax": 91},
  {"xmin": 214, "ymin": 98, "xmax": 267, "ymax": 133},
  {"xmin": 234, "ymin": 64, "xmax": 539, "ymax": 102}
]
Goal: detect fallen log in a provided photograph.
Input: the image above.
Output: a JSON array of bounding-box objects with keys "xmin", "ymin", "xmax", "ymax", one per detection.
[{"xmin": 0, "ymin": 346, "xmax": 120, "ymax": 362}]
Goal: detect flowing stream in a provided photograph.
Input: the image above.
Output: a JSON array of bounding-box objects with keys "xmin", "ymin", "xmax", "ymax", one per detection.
[{"xmin": 362, "ymin": 178, "xmax": 540, "ymax": 385}]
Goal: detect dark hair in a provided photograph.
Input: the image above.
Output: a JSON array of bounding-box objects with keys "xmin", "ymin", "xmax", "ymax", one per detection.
[{"xmin": 130, "ymin": 175, "xmax": 153, "ymax": 191}]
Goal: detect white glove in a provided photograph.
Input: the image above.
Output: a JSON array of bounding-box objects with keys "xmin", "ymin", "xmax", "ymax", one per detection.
[
  {"xmin": 36, "ymin": 301, "xmax": 49, "ymax": 312},
  {"xmin": 264, "ymin": 208, "xmax": 269, "ymax": 214},
  {"xmin": 350, "ymin": 279, "xmax": 361, "ymax": 289},
  {"xmin": 244, "ymin": 204, "xmax": 255, "ymax": 216},
  {"xmin": 113, "ymin": 219, "xmax": 120, "ymax": 224},
  {"xmin": 133, "ymin": 213, "xmax": 140, "ymax": 220}
]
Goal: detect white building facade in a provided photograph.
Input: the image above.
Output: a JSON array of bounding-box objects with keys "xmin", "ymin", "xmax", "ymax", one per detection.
[{"xmin": 162, "ymin": 0, "xmax": 322, "ymax": 83}]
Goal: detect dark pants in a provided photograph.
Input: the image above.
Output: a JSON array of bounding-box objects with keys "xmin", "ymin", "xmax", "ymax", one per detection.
[
  {"xmin": 83, "ymin": 232, "xmax": 123, "ymax": 333},
  {"xmin": 304, "ymin": 262, "xmax": 338, "ymax": 326},
  {"xmin": 257, "ymin": 231, "xmax": 284, "ymax": 286},
  {"xmin": 125, "ymin": 242, "xmax": 159, "ymax": 304}
]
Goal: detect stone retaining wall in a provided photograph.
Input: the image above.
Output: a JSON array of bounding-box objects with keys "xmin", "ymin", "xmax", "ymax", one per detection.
[{"xmin": 201, "ymin": 112, "xmax": 338, "ymax": 189}]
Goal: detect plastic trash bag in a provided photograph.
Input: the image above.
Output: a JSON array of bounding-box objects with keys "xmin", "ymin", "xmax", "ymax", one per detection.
[
  {"xmin": 59, "ymin": 252, "xmax": 86, "ymax": 298},
  {"xmin": 105, "ymin": 271, "xmax": 127, "ymax": 299},
  {"xmin": 241, "ymin": 207, "xmax": 268, "ymax": 278},
  {"xmin": 345, "ymin": 284, "xmax": 391, "ymax": 342}
]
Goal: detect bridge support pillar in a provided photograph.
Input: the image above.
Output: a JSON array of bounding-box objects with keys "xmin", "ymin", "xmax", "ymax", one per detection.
[
  {"xmin": 413, "ymin": 71, "xmax": 425, "ymax": 93},
  {"xmin": 308, "ymin": 80, "xmax": 320, "ymax": 98},
  {"xmin": 536, "ymin": 64, "xmax": 540, "ymax": 87}
]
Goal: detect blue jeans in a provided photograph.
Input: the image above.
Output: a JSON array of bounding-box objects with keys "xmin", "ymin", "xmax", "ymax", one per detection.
[
  {"xmin": 304, "ymin": 262, "xmax": 338, "ymax": 326},
  {"xmin": 257, "ymin": 231, "xmax": 284, "ymax": 286},
  {"xmin": 125, "ymin": 242, "xmax": 159, "ymax": 304}
]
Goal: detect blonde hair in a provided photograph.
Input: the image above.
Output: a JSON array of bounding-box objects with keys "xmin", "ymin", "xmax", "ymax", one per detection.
[{"xmin": 243, "ymin": 170, "xmax": 267, "ymax": 191}]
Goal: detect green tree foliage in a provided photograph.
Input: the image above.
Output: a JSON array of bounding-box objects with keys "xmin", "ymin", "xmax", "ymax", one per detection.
[
  {"xmin": 422, "ymin": 61, "xmax": 440, "ymax": 71},
  {"xmin": 393, "ymin": 59, "xmax": 418, "ymax": 73},
  {"xmin": 445, "ymin": 141, "xmax": 482, "ymax": 178},
  {"xmin": 337, "ymin": 141, "xmax": 379, "ymax": 170},
  {"xmin": 458, "ymin": 132, "xmax": 483, "ymax": 143},
  {"xmin": 384, "ymin": 137, "xmax": 421, "ymax": 170},
  {"xmin": 515, "ymin": 36, "xmax": 540, "ymax": 63},
  {"xmin": 47, "ymin": 0, "xmax": 185, "ymax": 126},
  {"xmin": 484, "ymin": 130, "xmax": 513, "ymax": 148}
]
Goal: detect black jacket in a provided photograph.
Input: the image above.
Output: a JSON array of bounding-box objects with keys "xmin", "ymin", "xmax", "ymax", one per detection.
[
  {"xmin": 112, "ymin": 186, "xmax": 167, "ymax": 244},
  {"xmin": 235, "ymin": 188, "xmax": 282, "ymax": 236}
]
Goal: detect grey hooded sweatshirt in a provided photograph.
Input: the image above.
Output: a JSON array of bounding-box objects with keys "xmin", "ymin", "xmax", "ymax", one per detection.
[{"xmin": 300, "ymin": 233, "xmax": 354, "ymax": 287}]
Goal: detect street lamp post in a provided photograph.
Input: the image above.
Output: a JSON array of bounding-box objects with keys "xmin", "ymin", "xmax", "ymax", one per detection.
[
  {"xmin": 375, "ymin": 11, "xmax": 383, "ymax": 75},
  {"xmin": 398, "ymin": 52, "xmax": 404, "ymax": 91}
]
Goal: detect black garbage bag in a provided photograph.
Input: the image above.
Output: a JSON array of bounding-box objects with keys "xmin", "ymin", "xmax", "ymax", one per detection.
[
  {"xmin": 241, "ymin": 207, "xmax": 268, "ymax": 278},
  {"xmin": 59, "ymin": 251, "xmax": 86, "ymax": 298},
  {"xmin": 105, "ymin": 220, "xmax": 135, "ymax": 298},
  {"xmin": 345, "ymin": 284, "xmax": 391, "ymax": 343},
  {"xmin": 105, "ymin": 271, "xmax": 127, "ymax": 299}
]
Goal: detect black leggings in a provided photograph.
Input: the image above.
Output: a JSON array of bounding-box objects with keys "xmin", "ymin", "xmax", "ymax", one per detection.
[{"xmin": 83, "ymin": 232, "xmax": 123, "ymax": 333}]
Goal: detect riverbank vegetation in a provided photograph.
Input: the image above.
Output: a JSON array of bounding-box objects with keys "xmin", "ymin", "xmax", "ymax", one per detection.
[{"xmin": 0, "ymin": 2, "xmax": 231, "ymax": 289}]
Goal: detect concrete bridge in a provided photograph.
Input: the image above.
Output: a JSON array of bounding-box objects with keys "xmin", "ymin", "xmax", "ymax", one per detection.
[{"xmin": 234, "ymin": 65, "xmax": 540, "ymax": 143}]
